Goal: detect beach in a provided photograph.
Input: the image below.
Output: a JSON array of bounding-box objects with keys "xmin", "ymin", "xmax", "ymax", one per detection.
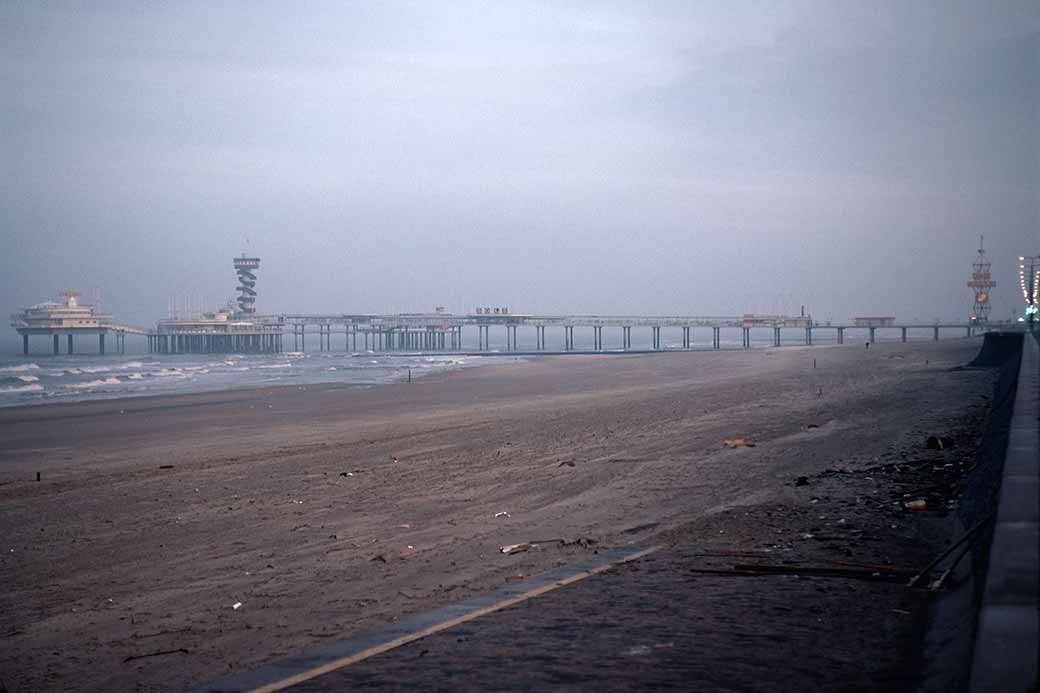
[{"xmin": 0, "ymin": 339, "xmax": 994, "ymax": 691}]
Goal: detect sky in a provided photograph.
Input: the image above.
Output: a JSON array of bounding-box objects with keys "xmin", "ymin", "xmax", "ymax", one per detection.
[{"xmin": 1, "ymin": 0, "xmax": 1037, "ymax": 336}]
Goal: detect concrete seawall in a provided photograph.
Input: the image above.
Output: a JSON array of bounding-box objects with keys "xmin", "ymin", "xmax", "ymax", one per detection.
[{"xmin": 969, "ymin": 331, "xmax": 1039, "ymax": 692}]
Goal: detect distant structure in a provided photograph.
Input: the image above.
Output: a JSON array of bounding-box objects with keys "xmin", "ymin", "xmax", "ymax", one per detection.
[
  {"xmin": 148, "ymin": 255, "xmax": 282, "ymax": 354},
  {"xmin": 1020, "ymin": 254, "xmax": 1040, "ymax": 323},
  {"xmin": 234, "ymin": 256, "xmax": 261, "ymax": 317},
  {"xmin": 967, "ymin": 236, "xmax": 996, "ymax": 323},
  {"xmin": 10, "ymin": 291, "xmax": 143, "ymax": 355}
]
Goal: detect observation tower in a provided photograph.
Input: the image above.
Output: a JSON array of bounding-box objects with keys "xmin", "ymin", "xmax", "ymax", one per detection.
[
  {"xmin": 967, "ymin": 236, "xmax": 995, "ymax": 323},
  {"xmin": 233, "ymin": 256, "xmax": 261, "ymax": 317}
]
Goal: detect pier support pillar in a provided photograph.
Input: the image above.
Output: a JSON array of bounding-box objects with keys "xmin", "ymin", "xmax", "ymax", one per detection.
[
  {"xmin": 99, "ymin": 333, "xmax": 105, "ymax": 355},
  {"xmin": 838, "ymin": 327, "xmax": 844, "ymax": 345},
  {"xmin": 869, "ymin": 327, "xmax": 876, "ymax": 344},
  {"xmin": 713, "ymin": 327, "xmax": 720, "ymax": 349},
  {"xmin": 901, "ymin": 327, "xmax": 907, "ymax": 343},
  {"xmin": 67, "ymin": 334, "xmax": 73, "ymax": 355},
  {"xmin": 743, "ymin": 327, "xmax": 750, "ymax": 349},
  {"xmin": 622, "ymin": 326, "xmax": 631, "ymax": 350},
  {"xmin": 774, "ymin": 327, "xmax": 781, "ymax": 347},
  {"xmin": 23, "ymin": 334, "xmax": 29, "ymax": 355}
]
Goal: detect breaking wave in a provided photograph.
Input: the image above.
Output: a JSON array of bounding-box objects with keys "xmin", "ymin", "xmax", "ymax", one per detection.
[
  {"xmin": 0, "ymin": 363, "xmax": 41, "ymax": 373},
  {"xmin": 0, "ymin": 384, "xmax": 44, "ymax": 394},
  {"xmin": 65, "ymin": 378, "xmax": 122, "ymax": 390}
]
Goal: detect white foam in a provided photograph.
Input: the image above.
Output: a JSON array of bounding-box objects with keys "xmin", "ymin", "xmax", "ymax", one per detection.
[
  {"xmin": 152, "ymin": 369, "xmax": 184, "ymax": 377},
  {"xmin": 65, "ymin": 378, "xmax": 121, "ymax": 390},
  {"xmin": 0, "ymin": 384, "xmax": 43, "ymax": 394},
  {"xmin": 0, "ymin": 363, "xmax": 41, "ymax": 373},
  {"xmin": 17, "ymin": 375, "xmax": 40, "ymax": 383},
  {"xmin": 258, "ymin": 363, "xmax": 292, "ymax": 369},
  {"xmin": 127, "ymin": 373, "xmax": 144, "ymax": 380}
]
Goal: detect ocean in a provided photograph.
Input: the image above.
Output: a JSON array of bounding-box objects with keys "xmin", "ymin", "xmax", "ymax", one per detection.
[
  {"xmin": 0, "ymin": 351, "xmax": 514, "ymax": 408},
  {"xmin": 0, "ymin": 326, "xmax": 880, "ymax": 408}
]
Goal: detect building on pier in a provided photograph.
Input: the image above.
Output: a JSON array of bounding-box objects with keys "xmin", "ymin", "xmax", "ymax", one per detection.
[
  {"xmin": 11, "ymin": 291, "xmax": 141, "ymax": 355},
  {"xmin": 148, "ymin": 254, "xmax": 282, "ymax": 354},
  {"xmin": 149, "ymin": 305, "xmax": 283, "ymax": 354}
]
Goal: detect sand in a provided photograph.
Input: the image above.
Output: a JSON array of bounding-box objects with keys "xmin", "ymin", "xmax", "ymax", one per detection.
[{"xmin": 0, "ymin": 340, "xmax": 994, "ymax": 691}]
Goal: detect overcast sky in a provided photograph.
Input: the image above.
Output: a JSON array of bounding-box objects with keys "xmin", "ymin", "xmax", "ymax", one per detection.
[{"xmin": 2, "ymin": 1, "xmax": 1037, "ymax": 332}]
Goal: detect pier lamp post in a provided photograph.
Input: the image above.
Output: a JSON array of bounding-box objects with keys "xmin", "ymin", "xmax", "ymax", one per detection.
[{"xmin": 1019, "ymin": 256, "xmax": 1040, "ymax": 329}]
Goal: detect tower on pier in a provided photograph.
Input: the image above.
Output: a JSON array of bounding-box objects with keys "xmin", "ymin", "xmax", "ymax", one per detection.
[
  {"xmin": 967, "ymin": 236, "xmax": 995, "ymax": 323},
  {"xmin": 233, "ymin": 255, "xmax": 261, "ymax": 317}
]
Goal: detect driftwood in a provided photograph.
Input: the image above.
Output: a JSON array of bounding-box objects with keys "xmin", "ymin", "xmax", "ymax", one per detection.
[
  {"xmin": 123, "ymin": 648, "xmax": 188, "ymax": 663},
  {"xmin": 907, "ymin": 511, "xmax": 997, "ymax": 588}
]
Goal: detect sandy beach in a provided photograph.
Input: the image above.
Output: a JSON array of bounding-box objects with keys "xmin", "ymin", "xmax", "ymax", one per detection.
[{"xmin": 0, "ymin": 340, "xmax": 994, "ymax": 691}]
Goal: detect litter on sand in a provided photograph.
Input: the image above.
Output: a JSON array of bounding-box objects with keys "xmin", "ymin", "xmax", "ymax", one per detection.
[
  {"xmin": 494, "ymin": 511, "xmax": 511, "ymax": 518},
  {"xmin": 499, "ymin": 538, "xmax": 574, "ymax": 555},
  {"xmin": 723, "ymin": 438, "xmax": 756, "ymax": 448},
  {"xmin": 231, "ymin": 602, "xmax": 242, "ymax": 610}
]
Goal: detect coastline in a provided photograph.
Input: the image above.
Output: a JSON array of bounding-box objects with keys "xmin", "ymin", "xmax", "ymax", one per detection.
[{"xmin": 0, "ymin": 340, "xmax": 995, "ymax": 690}]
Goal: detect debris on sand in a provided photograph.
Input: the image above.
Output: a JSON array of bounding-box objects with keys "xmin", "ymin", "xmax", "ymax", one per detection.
[
  {"xmin": 494, "ymin": 511, "xmax": 511, "ymax": 518},
  {"xmin": 558, "ymin": 460, "xmax": 576, "ymax": 468},
  {"xmin": 371, "ymin": 554, "xmax": 387, "ymax": 563},
  {"xmin": 500, "ymin": 543, "xmax": 533, "ymax": 555},
  {"xmin": 500, "ymin": 538, "xmax": 565, "ymax": 555},
  {"xmin": 563, "ymin": 537, "xmax": 597, "ymax": 549},
  {"xmin": 231, "ymin": 602, "xmax": 242, "ymax": 610},
  {"xmin": 723, "ymin": 438, "xmax": 756, "ymax": 448},
  {"xmin": 926, "ymin": 436, "xmax": 955, "ymax": 450},
  {"xmin": 158, "ymin": 465, "xmax": 174, "ymax": 470},
  {"xmin": 123, "ymin": 648, "xmax": 189, "ymax": 663},
  {"xmin": 795, "ymin": 476, "xmax": 810, "ymax": 487},
  {"xmin": 806, "ymin": 423, "xmax": 820, "ymax": 430},
  {"xmin": 904, "ymin": 499, "xmax": 927, "ymax": 511}
]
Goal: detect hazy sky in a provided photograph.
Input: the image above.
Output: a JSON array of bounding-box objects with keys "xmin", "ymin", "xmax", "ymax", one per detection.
[{"xmin": 2, "ymin": 1, "xmax": 1037, "ymax": 331}]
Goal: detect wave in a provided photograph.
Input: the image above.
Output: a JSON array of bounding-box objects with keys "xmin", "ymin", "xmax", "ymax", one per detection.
[
  {"xmin": 65, "ymin": 378, "xmax": 121, "ymax": 390},
  {"xmin": 258, "ymin": 363, "xmax": 293, "ymax": 369},
  {"xmin": 0, "ymin": 384, "xmax": 44, "ymax": 394},
  {"xmin": 0, "ymin": 363, "xmax": 41, "ymax": 373},
  {"xmin": 152, "ymin": 369, "xmax": 185, "ymax": 377},
  {"xmin": 17, "ymin": 375, "xmax": 40, "ymax": 383}
]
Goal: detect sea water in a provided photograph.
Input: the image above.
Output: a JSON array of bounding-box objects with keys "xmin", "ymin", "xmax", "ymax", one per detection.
[{"xmin": 0, "ymin": 351, "xmax": 515, "ymax": 408}]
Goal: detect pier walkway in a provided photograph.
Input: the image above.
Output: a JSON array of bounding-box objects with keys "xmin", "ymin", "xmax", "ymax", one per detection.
[{"xmin": 268, "ymin": 313, "xmax": 992, "ymax": 355}]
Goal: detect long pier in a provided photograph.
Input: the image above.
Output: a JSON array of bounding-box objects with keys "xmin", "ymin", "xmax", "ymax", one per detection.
[{"xmin": 147, "ymin": 313, "xmax": 997, "ymax": 355}]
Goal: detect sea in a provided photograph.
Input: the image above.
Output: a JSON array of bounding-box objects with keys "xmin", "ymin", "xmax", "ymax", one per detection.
[
  {"xmin": 0, "ymin": 351, "xmax": 512, "ymax": 409},
  {"xmin": 0, "ymin": 326, "xmax": 879, "ymax": 408}
]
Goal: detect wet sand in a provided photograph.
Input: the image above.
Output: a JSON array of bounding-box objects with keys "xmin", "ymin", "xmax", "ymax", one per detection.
[{"xmin": 0, "ymin": 340, "xmax": 993, "ymax": 691}]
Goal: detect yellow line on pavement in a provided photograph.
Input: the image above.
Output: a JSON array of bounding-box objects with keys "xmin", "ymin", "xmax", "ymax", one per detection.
[{"xmin": 250, "ymin": 545, "xmax": 661, "ymax": 693}]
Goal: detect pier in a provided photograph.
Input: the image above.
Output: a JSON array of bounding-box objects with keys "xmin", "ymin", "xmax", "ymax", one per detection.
[{"xmin": 149, "ymin": 312, "xmax": 995, "ymax": 355}]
